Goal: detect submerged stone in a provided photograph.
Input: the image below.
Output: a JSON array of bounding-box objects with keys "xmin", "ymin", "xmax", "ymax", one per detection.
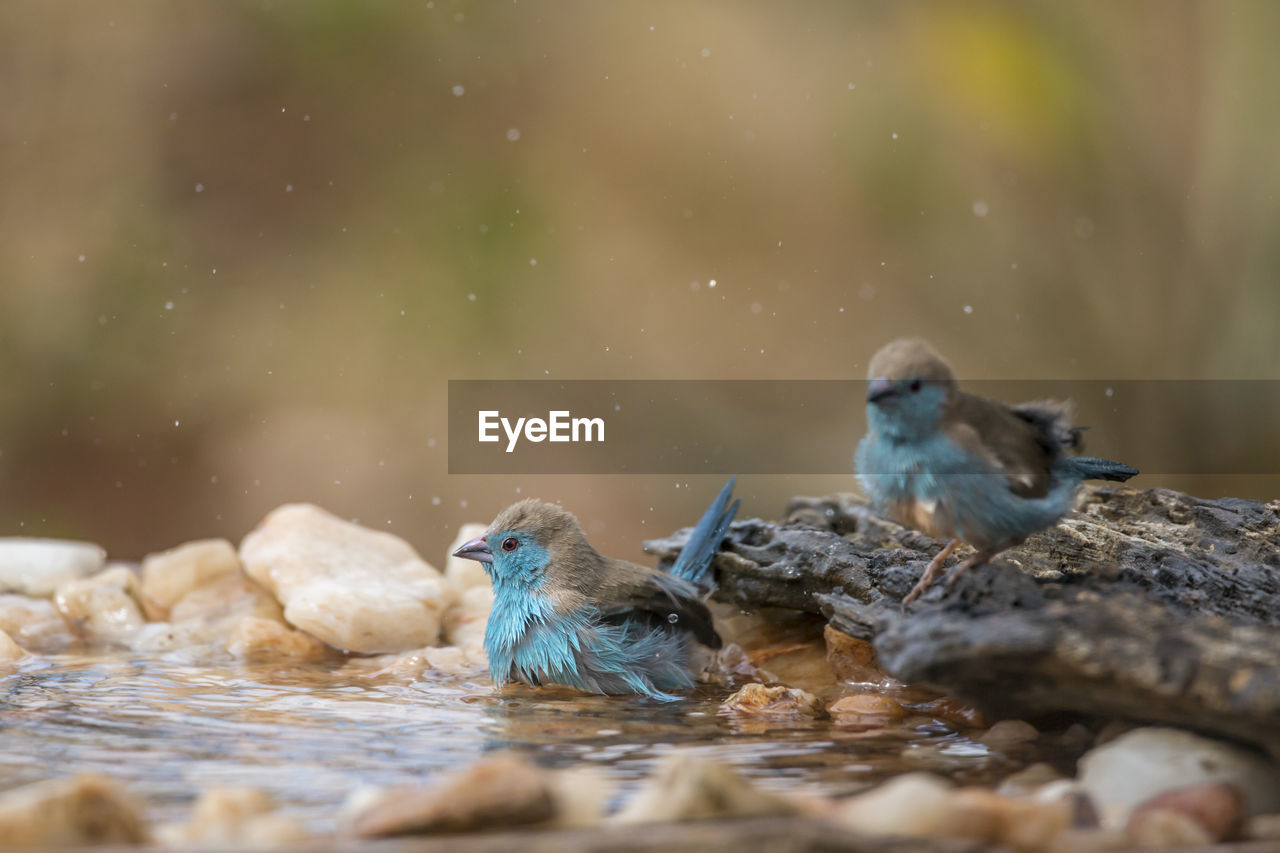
[
  {"xmin": 0, "ymin": 774, "xmax": 148, "ymax": 847},
  {"xmin": 718, "ymin": 683, "xmax": 825, "ymax": 719}
]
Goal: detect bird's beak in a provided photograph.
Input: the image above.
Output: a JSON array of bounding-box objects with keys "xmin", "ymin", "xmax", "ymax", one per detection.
[
  {"xmin": 451, "ymin": 536, "xmax": 494, "ymax": 564},
  {"xmin": 867, "ymin": 377, "xmax": 895, "ymax": 403}
]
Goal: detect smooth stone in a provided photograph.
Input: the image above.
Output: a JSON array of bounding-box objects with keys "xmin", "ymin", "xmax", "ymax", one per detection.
[
  {"xmin": 130, "ymin": 574, "xmax": 285, "ymax": 654},
  {"xmin": 828, "ymin": 693, "xmax": 907, "ymax": 724},
  {"xmin": 129, "ymin": 622, "xmax": 212, "ymax": 654},
  {"xmin": 718, "ymin": 683, "xmax": 824, "ymax": 719},
  {"xmin": 834, "ymin": 773, "xmax": 973, "ymax": 839},
  {"xmin": 53, "ymin": 566, "xmax": 146, "ymax": 644},
  {"xmin": 997, "ymin": 762, "xmax": 1065, "ymax": 797},
  {"xmin": 614, "ymin": 755, "xmax": 799, "ymax": 823},
  {"xmin": 837, "ymin": 773, "xmax": 1076, "ymax": 848},
  {"xmin": 442, "ymin": 585, "xmax": 493, "ymax": 652},
  {"xmin": 347, "ymin": 754, "xmax": 557, "ymax": 837},
  {"xmin": 226, "ymin": 617, "xmax": 329, "ymax": 661},
  {"xmin": 950, "ymin": 787, "xmax": 1076, "ymax": 850},
  {"xmin": 0, "ymin": 538, "xmax": 105, "ymax": 597},
  {"xmin": 444, "ymin": 523, "xmax": 490, "ymax": 593},
  {"xmin": 1124, "ymin": 808, "xmax": 1213, "ymax": 848},
  {"xmin": 141, "ymin": 538, "xmax": 241, "ymax": 612},
  {"xmin": 0, "ymin": 594, "xmax": 75, "ymax": 651},
  {"xmin": 979, "ymin": 719, "xmax": 1040, "ymax": 750},
  {"xmin": 1127, "ymin": 782, "xmax": 1245, "ymax": 842},
  {"xmin": 170, "ymin": 573, "xmax": 283, "ymax": 627},
  {"xmin": 1247, "ymin": 813, "xmax": 1280, "ymax": 840},
  {"xmin": 1078, "ymin": 727, "xmax": 1280, "ymax": 826},
  {"xmin": 240, "ymin": 503, "xmax": 453, "ymax": 653},
  {"xmin": 0, "ymin": 627, "xmax": 27, "ymax": 661},
  {"xmin": 156, "ymin": 787, "xmax": 308, "ymax": 847},
  {"xmin": 0, "ymin": 774, "xmax": 148, "ymax": 847},
  {"xmin": 361, "ymin": 645, "xmax": 488, "ymax": 679}
]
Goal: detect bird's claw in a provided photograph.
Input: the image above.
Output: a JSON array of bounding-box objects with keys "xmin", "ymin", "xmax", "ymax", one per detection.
[{"xmin": 900, "ymin": 539, "xmax": 960, "ymax": 610}]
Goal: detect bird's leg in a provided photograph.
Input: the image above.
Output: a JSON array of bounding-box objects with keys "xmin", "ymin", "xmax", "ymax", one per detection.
[
  {"xmin": 943, "ymin": 547, "xmax": 999, "ymax": 593},
  {"xmin": 902, "ymin": 539, "xmax": 960, "ymax": 606}
]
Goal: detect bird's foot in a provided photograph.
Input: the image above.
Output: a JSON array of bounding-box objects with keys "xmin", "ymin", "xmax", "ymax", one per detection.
[
  {"xmin": 943, "ymin": 551, "xmax": 996, "ymax": 593},
  {"xmin": 901, "ymin": 539, "xmax": 960, "ymax": 608}
]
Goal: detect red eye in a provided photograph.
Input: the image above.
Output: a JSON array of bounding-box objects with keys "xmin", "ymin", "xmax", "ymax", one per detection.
[{"xmin": 501, "ymin": 537, "xmax": 519, "ymax": 552}]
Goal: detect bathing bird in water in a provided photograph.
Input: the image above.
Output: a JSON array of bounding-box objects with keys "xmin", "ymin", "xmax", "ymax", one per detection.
[
  {"xmin": 452, "ymin": 477, "xmax": 739, "ymax": 700},
  {"xmin": 854, "ymin": 339, "xmax": 1137, "ymax": 605}
]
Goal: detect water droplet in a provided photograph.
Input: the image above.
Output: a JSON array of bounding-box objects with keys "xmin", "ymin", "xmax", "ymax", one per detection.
[
  {"xmin": 972, "ymin": 200, "xmax": 989, "ymax": 217},
  {"xmin": 667, "ymin": 613, "xmax": 679, "ymax": 624},
  {"xmin": 452, "ymin": 84, "xmax": 465, "ymax": 97},
  {"xmin": 506, "ymin": 128, "xmax": 521, "ymax": 142}
]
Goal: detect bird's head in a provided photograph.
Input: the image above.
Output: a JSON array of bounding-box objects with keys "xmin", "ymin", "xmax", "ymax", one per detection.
[
  {"xmin": 452, "ymin": 498, "xmax": 594, "ymax": 592},
  {"xmin": 864, "ymin": 338, "xmax": 957, "ymax": 439}
]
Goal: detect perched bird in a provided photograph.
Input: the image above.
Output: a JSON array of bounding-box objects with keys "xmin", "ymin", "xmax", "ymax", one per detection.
[
  {"xmin": 452, "ymin": 477, "xmax": 739, "ymax": 700},
  {"xmin": 854, "ymin": 339, "xmax": 1137, "ymax": 604}
]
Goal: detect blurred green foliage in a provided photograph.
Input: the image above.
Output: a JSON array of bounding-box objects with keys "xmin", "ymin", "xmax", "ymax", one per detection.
[{"xmin": 1, "ymin": 1, "xmax": 1277, "ymax": 560}]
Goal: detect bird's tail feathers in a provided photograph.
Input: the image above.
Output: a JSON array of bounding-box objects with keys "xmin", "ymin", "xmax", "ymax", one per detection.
[
  {"xmin": 1072, "ymin": 456, "xmax": 1138, "ymax": 482},
  {"xmin": 670, "ymin": 476, "xmax": 739, "ymax": 587}
]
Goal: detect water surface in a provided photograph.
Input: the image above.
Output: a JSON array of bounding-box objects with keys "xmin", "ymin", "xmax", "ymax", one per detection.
[{"xmin": 0, "ymin": 652, "xmax": 1021, "ymax": 834}]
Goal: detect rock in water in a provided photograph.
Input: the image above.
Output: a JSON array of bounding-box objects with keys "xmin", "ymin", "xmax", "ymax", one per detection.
[
  {"xmin": 141, "ymin": 538, "xmax": 242, "ymax": 613},
  {"xmin": 0, "ymin": 539, "xmax": 105, "ymax": 597},
  {"xmin": 53, "ymin": 566, "xmax": 147, "ymax": 645},
  {"xmin": 226, "ymin": 616, "xmax": 330, "ymax": 661},
  {"xmin": 718, "ymin": 683, "xmax": 825, "ymax": 719},
  {"xmin": 0, "ymin": 627, "xmax": 28, "ymax": 661},
  {"xmin": 1127, "ymin": 782, "xmax": 1246, "ymax": 843},
  {"xmin": 442, "ymin": 585, "xmax": 492, "ymax": 652},
  {"xmin": 156, "ymin": 787, "xmax": 308, "ymax": 847},
  {"xmin": 0, "ymin": 774, "xmax": 148, "ymax": 847},
  {"xmin": 1078, "ymin": 727, "xmax": 1280, "ymax": 827},
  {"xmin": 614, "ymin": 754, "xmax": 801, "ymax": 823},
  {"xmin": 0, "ymin": 594, "xmax": 76, "ymax": 651},
  {"xmin": 239, "ymin": 503, "xmax": 453, "ymax": 654},
  {"xmin": 346, "ymin": 754, "xmax": 557, "ymax": 837}
]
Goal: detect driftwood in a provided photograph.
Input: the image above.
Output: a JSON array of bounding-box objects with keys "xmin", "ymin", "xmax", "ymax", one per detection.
[{"xmin": 648, "ymin": 486, "xmax": 1280, "ymax": 757}]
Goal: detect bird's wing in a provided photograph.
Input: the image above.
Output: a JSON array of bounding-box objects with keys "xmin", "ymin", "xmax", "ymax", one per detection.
[
  {"xmin": 944, "ymin": 392, "xmax": 1058, "ymax": 498},
  {"xmin": 595, "ymin": 560, "xmax": 721, "ymax": 649}
]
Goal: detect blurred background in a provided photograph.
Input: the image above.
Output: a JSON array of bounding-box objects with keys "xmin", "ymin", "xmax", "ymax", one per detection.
[{"xmin": 2, "ymin": 1, "xmax": 1277, "ymax": 565}]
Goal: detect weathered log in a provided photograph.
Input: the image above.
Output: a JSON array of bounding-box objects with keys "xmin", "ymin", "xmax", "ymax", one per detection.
[{"xmin": 647, "ymin": 486, "xmax": 1280, "ymax": 757}]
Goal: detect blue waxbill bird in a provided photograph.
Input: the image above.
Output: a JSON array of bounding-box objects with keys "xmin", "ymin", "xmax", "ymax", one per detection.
[
  {"xmin": 855, "ymin": 339, "xmax": 1137, "ymax": 605},
  {"xmin": 451, "ymin": 477, "xmax": 739, "ymax": 701}
]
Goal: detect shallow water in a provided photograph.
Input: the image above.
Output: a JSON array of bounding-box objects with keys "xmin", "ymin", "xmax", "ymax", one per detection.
[{"xmin": 0, "ymin": 652, "xmax": 1026, "ymax": 834}]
